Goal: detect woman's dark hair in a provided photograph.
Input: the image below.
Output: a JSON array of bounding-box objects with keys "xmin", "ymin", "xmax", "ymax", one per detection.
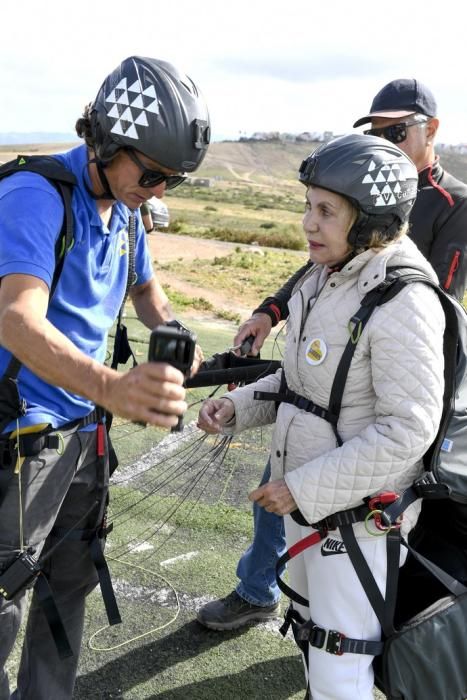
[{"xmin": 75, "ymin": 103, "xmax": 95, "ymax": 149}]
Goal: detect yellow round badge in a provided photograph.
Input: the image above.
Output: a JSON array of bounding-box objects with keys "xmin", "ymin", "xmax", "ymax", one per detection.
[{"xmin": 305, "ymin": 338, "xmax": 327, "ymax": 366}]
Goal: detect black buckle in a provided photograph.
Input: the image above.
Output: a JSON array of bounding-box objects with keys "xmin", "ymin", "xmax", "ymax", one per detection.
[
  {"xmin": 413, "ymin": 471, "xmax": 451, "ymax": 499},
  {"xmin": 312, "ymin": 514, "xmax": 335, "ymax": 533},
  {"xmin": 326, "ymin": 629, "xmax": 346, "ymax": 655},
  {"xmin": 308, "ymin": 624, "xmax": 326, "ymax": 648},
  {"xmin": 278, "ymin": 618, "xmax": 290, "ymax": 638}
]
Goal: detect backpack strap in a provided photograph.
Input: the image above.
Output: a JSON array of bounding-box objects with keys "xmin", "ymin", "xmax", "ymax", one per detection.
[
  {"xmin": 110, "ymin": 211, "xmax": 138, "ymax": 370},
  {"xmin": 0, "ymin": 156, "xmax": 77, "ymax": 386},
  {"xmin": 0, "ymin": 156, "xmax": 76, "ymax": 286},
  {"xmin": 327, "ymin": 269, "xmax": 411, "ymax": 446}
]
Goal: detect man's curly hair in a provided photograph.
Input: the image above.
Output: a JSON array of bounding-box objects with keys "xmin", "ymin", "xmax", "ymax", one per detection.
[{"xmin": 75, "ymin": 103, "xmax": 95, "ymax": 149}]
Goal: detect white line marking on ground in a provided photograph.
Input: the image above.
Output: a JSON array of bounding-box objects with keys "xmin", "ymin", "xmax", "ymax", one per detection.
[
  {"xmin": 159, "ymin": 551, "xmax": 200, "ymax": 567},
  {"xmin": 111, "ymin": 421, "xmax": 200, "ymax": 486},
  {"xmin": 130, "ymin": 542, "xmax": 154, "ymax": 553}
]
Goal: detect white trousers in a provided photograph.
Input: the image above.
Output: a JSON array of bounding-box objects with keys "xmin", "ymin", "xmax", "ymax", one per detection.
[{"xmin": 285, "ymin": 516, "xmax": 405, "ymax": 700}]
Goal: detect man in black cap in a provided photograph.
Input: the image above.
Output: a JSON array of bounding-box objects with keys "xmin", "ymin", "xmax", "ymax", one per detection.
[
  {"xmin": 196, "ymin": 77, "xmax": 467, "ymax": 633},
  {"xmin": 352, "ymin": 78, "xmax": 467, "ymax": 300}
]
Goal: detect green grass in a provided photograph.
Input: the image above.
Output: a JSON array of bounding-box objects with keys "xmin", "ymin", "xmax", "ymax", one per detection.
[
  {"xmin": 158, "ymin": 248, "xmax": 307, "ymax": 311},
  {"xmin": 164, "ymin": 179, "xmax": 307, "ymax": 251},
  {"xmin": 70, "ymin": 312, "xmax": 304, "ymax": 699},
  {"xmin": 163, "ymin": 287, "xmax": 242, "ymax": 324}
]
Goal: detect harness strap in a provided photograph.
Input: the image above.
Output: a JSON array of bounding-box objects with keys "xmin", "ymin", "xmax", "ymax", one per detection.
[
  {"xmin": 48, "ymin": 419, "xmax": 121, "ymax": 630},
  {"xmin": 0, "ymin": 376, "xmax": 27, "ymax": 435},
  {"xmin": 313, "ymin": 503, "xmax": 370, "ymax": 531},
  {"xmin": 276, "ymin": 529, "xmax": 326, "ymax": 606},
  {"xmin": 279, "ymin": 605, "xmax": 311, "ymax": 665},
  {"xmin": 277, "ymin": 502, "xmax": 399, "ymax": 657},
  {"xmin": 381, "ymin": 471, "xmax": 451, "ymax": 528},
  {"xmin": 276, "ymin": 503, "xmax": 372, "ymax": 606},
  {"xmin": 0, "ymin": 407, "xmax": 106, "ymax": 508},
  {"xmin": 34, "ymin": 573, "xmax": 73, "ymax": 659},
  {"xmin": 111, "ymin": 212, "xmax": 138, "ymax": 371},
  {"xmin": 339, "ymin": 524, "xmax": 400, "ymax": 639},
  {"xmin": 254, "ymin": 389, "xmax": 334, "ymax": 423},
  {"xmin": 279, "ymin": 603, "xmax": 384, "ymax": 658},
  {"xmin": 89, "ymin": 532, "xmax": 122, "ymax": 625},
  {"xmin": 51, "ymin": 522, "xmax": 113, "ymax": 542},
  {"xmin": 297, "ymin": 616, "xmax": 384, "ymax": 656}
]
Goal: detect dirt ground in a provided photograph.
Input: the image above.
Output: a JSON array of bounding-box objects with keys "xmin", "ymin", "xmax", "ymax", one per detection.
[
  {"xmin": 146, "ymin": 231, "xmax": 242, "ymax": 265},
  {"xmin": 147, "ymin": 231, "xmax": 258, "ymax": 320}
]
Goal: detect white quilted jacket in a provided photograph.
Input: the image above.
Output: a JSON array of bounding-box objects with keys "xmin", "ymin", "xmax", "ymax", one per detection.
[{"xmin": 223, "ymin": 236, "xmax": 445, "ymax": 530}]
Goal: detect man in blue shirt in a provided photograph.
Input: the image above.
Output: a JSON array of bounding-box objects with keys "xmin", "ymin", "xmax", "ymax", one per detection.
[{"xmin": 0, "ymin": 56, "xmax": 210, "ymax": 700}]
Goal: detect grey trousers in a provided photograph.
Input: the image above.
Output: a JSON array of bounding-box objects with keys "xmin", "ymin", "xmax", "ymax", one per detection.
[{"xmin": 0, "ymin": 428, "xmax": 106, "ymax": 700}]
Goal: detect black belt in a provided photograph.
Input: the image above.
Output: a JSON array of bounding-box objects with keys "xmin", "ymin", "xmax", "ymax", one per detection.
[
  {"xmin": 279, "ymin": 605, "xmax": 384, "ymax": 658},
  {"xmin": 254, "ymin": 389, "xmax": 336, "ymax": 424},
  {"xmin": 0, "ymin": 407, "xmax": 105, "ymax": 501}
]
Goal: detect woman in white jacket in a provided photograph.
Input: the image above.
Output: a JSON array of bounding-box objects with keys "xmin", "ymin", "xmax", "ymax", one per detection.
[{"xmin": 198, "ymin": 134, "xmax": 445, "ymax": 700}]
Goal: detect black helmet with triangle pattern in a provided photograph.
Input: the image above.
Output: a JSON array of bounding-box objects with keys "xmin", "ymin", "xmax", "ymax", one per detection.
[
  {"xmin": 90, "ymin": 56, "xmax": 210, "ymax": 173},
  {"xmin": 298, "ymin": 134, "xmax": 418, "ymax": 248}
]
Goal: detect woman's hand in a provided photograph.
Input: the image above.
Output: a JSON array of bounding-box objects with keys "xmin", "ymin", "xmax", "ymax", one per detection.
[
  {"xmin": 233, "ymin": 313, "xmax": 273, "ymax": 356},
  {"xmin": 189, "ymin": 343, "xmax": 204, "ymax": 377},
  {"xmin": 197, "ymin": 398, "xmax": 235, "ymax": 433},
  {"xmin": 249, "ymin": 478, "xmax": 297, "ymax": 515}
]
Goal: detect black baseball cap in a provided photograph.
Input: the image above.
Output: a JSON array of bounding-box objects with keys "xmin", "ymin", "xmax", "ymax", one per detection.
[{"xmin": 353, "ymin": 79, "xmax": 437, "ymax": 127}]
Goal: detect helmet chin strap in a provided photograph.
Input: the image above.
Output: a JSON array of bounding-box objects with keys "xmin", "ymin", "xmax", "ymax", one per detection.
[
  {"xmin": 85, "ymin": 156, "xmax": 115, "ymax": 200},
  {"xmin": 348, "ymin": 212, "xmax": 400, "ymax": 249}
]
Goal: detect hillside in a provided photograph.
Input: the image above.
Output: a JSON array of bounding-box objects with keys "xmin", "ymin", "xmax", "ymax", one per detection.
[
  {"xmin": 200, "ymin": 140, "xmax": 467, "ymax": 185},
  {"xmin": 1, "ymin": 139, "xmax": 466, "ymax": 184},
  {"xmin": 197, "ymin": 140, "xmax": 319, "ymax": 184}
]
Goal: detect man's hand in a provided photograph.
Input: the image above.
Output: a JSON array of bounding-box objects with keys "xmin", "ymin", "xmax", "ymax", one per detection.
[
  {"xmin": 233, "ymin": 313, "xmax": 273, "ymax": 356},
  {"xmin": 197, "ymin": 398, "xmax": 235, "ymax": 433},
  {"xmin": 104, "ymin": 362, "xmax": 186, "ymax": 429},
  {"xmin": 249, "ymin": 478, "xmax": 297, "ymax": 515}
]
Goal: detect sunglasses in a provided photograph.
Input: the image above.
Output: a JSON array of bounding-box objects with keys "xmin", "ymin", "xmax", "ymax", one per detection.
[
  {"xmin": 126, "ymin": 149, "xmax": 186, "ymax": 190},
  {"xmin": 364, "ymin": 117, "xmax": 428, "ymax": 144}
]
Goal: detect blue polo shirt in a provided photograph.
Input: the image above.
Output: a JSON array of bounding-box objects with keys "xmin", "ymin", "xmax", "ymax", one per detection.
[{"xmin": 0, "ymin": 144, "xmax": 153, "ymax": 429}]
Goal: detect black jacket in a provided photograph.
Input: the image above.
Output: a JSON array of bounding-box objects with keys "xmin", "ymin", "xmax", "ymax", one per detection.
[
  {"xmin": 256, "ymin": 159, "xmax": 467, "ymax": 323},
  {"xmin": 410, "ymin": 159, "xmax": 467, "ymax": 300}
]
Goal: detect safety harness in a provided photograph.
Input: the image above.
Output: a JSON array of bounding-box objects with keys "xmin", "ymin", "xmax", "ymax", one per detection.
[
  {"xmin": 252, "ymin": 269, "xmax": 454, "ymax": 686},
  {"xmin": 0, "ymin": 155, "xmax": 137, "ymax": 656}
]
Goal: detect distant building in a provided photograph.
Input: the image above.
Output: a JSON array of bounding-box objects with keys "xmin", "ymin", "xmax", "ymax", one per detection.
[
  {"xmin": 296, "ymin": 131, "xmax": 323, "ymax": 142},
  {"xmin": 185, "ymin": 177, "xmax": 212, "ymax": 187}
]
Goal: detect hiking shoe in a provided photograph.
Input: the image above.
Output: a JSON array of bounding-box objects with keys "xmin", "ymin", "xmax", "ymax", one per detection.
[{"xmin": 196, "ymin": 591, "xmax": 280, "ymax": 631}]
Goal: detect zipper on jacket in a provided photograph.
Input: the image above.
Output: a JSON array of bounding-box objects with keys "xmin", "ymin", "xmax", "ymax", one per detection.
[{"xmin": 444, "ymin": 250, "xmax": 460, "ymax": 290}]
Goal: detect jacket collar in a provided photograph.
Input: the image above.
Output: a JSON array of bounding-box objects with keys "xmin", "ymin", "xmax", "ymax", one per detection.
[
  {"xmin": 418, "ymin": 157, "xmax": 443, "ymax": 187},
  {"xmin": 320, "ymin": 237, "xmax": 437, "ymax": 295}
]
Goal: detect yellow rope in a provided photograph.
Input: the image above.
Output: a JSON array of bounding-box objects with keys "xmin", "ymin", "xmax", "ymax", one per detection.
[
  {"xmin": 15, "ymin": 419, "xmax": 24, "ymax": 550},
  {"xmin": 87, "ymin": 556, "xmax": 180, "ymax": 652}
]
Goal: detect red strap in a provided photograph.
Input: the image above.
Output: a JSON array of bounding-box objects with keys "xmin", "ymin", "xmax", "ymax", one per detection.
[
  {"xmin": 444, "ymin": 250, "xmax": 460, "ymax": 290},
  {"xmin": 96, "ymin": 423, "xmax": 106, "ymax": 457},
  {"xmin": 287, "ymin": 530, "xmax": 325, "ymax": 560}
]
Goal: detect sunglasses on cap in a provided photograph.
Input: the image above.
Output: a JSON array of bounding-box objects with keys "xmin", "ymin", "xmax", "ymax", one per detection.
[
  {"xmin": 364, "ymin": 117, "xmax": 428, "ymax": 144},
  {"xmin": 126, "ymin": 149, "xmax": 186, "ymax": 190}
]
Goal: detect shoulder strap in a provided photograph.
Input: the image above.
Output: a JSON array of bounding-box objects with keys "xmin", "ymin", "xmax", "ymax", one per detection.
[
  {"xmin": 110, "ymin": 212, "xmax": 138, "ymax": 370},
  {"xmin": 0, "ymin": 155, "xmax": 77, "ymax": 383},
  {"xmin": 327, "ymin": 270, "xmax": 406, "ymax": 445},
  {"xmin": 327, "ymin": 268, "xmax": 454, "ymax": 447}
]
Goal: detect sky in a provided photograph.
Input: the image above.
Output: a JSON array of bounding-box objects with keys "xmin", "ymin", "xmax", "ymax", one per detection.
[{"xmin": 1, "ymin": 0, "xmax": 466, "ymax": 145}]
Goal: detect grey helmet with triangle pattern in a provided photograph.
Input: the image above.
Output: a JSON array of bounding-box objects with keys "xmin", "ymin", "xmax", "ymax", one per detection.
[
  {"xmin": 298, "ymin": 134, "xmax": 418, "ymax": 248},
  {"xmin": 90, "ymin": 56, "xmax": 210, "ymax": 172}
]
